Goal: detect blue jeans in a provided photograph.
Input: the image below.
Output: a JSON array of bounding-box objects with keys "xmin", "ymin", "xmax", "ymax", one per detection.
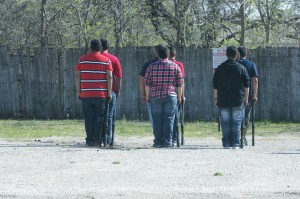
[
  {"xmin": 219, "ymin": 105, "xmax": 244, "ymax": 147},
  {"xmin": 107, "ymin": 92, "xmax": 117, "ymax": 145},
  {"xmin": 81, "ymin": 98, "xmax": 108, "ymax": 144},
  {"xmin": 150, "ymin": 96, "xmax": 177, "ymax": 147},
  {"xmin": 147, "ymin": 102, "xmax": 154, "ymax": 129}
]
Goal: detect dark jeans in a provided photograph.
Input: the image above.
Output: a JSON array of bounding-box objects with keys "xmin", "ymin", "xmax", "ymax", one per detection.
[
  {"xmin": 81, "ymin": 97, "xmax": 108, "ymax": 144},
  {"xmin": 173, "ymin": 103, "xmax": 182, "ymax": 143},
  {"xmin": 244, "ymin": 103, "xmax": 252, "ymax": 128}
]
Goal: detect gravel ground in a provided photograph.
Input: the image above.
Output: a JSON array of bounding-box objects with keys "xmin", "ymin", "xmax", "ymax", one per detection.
[{"xmin": 0, "ymin": 135, "xmax": 300, "ymax": 199}]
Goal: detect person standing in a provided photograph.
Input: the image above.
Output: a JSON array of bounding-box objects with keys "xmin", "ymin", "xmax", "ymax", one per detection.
[
  {"xmin": 100, "ymin": 39, "xmax": 123, "ymax": 146},
  {"xmin": 213, "ymin": 46, "xmax": 250, "ymax": 149},
  {"xmin": 238, "ymin": 46, "xmax": 259, "ymax": 146},
  {"xmin": 145, "ymin": 46, "xmax": 184, "ymax": 148},
  {"xmin": 139, "ymin": 44, "xmax": 164, "ymax": 128},
  {"xmin": 168, "ymin": 46, "xmax": 185, "ymax": 145},
  {"xmin": 76, "ymin": 39, "xmax": 113, "ymax": 147}
]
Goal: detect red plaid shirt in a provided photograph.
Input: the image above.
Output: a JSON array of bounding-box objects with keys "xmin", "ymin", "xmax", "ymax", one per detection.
[{"xmin": 145, "ymin": 59, "xmax": 184, "ymax": 99}]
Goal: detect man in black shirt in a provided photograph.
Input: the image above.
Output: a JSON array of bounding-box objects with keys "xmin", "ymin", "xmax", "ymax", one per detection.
[
  {"xmin": 138, "ymin": 44, "xmax": 164, "ymax": 129},
  {"xmin": 213, "ymin": 46, "xmax": 250, "ymax": 149}
]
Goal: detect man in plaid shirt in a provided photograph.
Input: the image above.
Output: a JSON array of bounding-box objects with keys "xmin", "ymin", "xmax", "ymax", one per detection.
[{"xmin": 145, "ymin": 45, "xmax": 184, "ymax": 148}]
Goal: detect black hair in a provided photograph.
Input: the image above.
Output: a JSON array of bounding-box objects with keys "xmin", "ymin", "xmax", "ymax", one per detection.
[
  {"xmin": 226, "ymin": 46, "xmax": 239, "ymax": 59},
  {"xmin": 157, "ymin": 46, "xmax": 170, "ymax": 59},
  {"xmin": 238, "ymin": 46, "xmax": 247, "ymax": 57},
  {"xmin": 155, "ymin": 44, "xmax": 165, "ymax": 53},
  {"xmin": 90, "ymin": 39, "xmax": 101, "ymax": 52},
  {"xmin": 100, "ymin": 39, "xmax": 109, "ymax": 51},
  {"xmin": 169, "ymin": 46, "xmax": 176, "ymax": 58}
]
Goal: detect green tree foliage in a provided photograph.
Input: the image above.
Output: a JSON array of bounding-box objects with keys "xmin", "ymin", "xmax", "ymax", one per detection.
[{"xmin": 0, "ymin": 0, "xmax": 299, "ymax": 49}]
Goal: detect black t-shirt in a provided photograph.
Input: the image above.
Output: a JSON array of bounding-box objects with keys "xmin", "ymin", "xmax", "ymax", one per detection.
[
  {"xmin": 213, "ymin": 60, "xmax": 250, "ymax": 108},
  {"xmin": 139, "ymin": 57, "xmax": 159, "ymax": 77}
]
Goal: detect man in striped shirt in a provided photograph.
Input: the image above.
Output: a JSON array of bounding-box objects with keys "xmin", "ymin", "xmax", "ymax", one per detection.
[{"xmin": 76, "ymin": 39, "xmax": 113, "ymax": 147}]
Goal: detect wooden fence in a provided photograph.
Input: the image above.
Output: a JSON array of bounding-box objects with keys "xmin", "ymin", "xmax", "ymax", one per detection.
[{"xmin": 0, "ymin": 46, "xmax": 299, "ymax": 122}]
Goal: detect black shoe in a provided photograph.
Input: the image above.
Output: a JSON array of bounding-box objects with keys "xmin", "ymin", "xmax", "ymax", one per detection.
[
  {"xmin": 153, "ymin": 144, "xmax": 163, "ymax": 148},
  {"xmin": 108, "ymin": 143, "xmax": 113, "ymax": 147},
  {"xmin": 244, "ymin": 138, "xmax": 248, "ymax": 146},
  {"xmin": 240, "ymin": 138, "xmax": 248, "ymax": 147},
  {"xmin": 86, "ymin": 142, "xmax": 95, "ymax": 147},
  {"xmin": 94, "ymin": 143, "xmax": 102, "ymax": 147}
]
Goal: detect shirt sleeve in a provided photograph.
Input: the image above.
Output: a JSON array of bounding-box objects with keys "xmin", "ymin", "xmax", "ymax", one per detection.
[
  {"xmin": 107, "ymin": 60, "xmax": 113, "ymax": 71},
  {"xmin": 144, "ymin": 65, "xmax": 152, "ymax": 87},
  {"xmin": 76, "ymin": 58, "xmax": 81, "ymax": 71},
  {"xmin": 213, "ymin": 68, "xmax": 218, "ymax": 89},
  {"xmin": 175, "ymin": 65, "xmax": 184, "ymax": 87},
  {"xmin": 178, "ymin": 62, "xmax": 185, "ymax": 77},
  {"xmin": 113, "ymin": 57, "xmax": 122, "ymax": 78},
  {"xmin": 139, "ymin": 62, "xmax": 149, "ymax": 77},
  {"xmin": 242, "ymin": 68, "xmax": 250, "ymax": 88},
  {"xmin": 252, "ymin": 63, "xmax": 259, "ymax": 77}
]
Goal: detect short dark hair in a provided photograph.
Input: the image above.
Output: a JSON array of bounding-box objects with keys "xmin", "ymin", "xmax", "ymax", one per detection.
[
  {"xmin": 238, "ymin": 46, "xmax": 247, "ymax": 57},
  {"xmin": 226, "ymin": 46, "xmax": 239, "ymax": 58},
  {"xmin": 155, "ymin": 44, "xmax": 165, "ymax": 53},
  {"xmin": 90, "ymin": 39, "xmax": 101, "ymax": 52},
  {"xmin": 169, "ymin": 46, "xmax": 176, "ymax": 58},
  {"xmin": 157, "ymin": 46, "xmax": 170, "ymax": 59},
  {"xmin": 100, "ymin": 39, "xmax": 109, "ymax": 51}
]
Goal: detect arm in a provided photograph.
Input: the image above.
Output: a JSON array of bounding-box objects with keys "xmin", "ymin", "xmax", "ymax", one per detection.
[
  {"xmin": 115, "ymin": 77, "xmax": 122, "ymax": 99},
  {"xmin": 145, "ymin": 86, "xmax": 150, "ymax": 103},
  {"xmin": 244, "ymin": 87, "xmax": 249, "ymax": 106},
  {"xmin": 76, "ymin": 71, "xmax": 81, "ymax": 99},
  {"xmin": 176, "ymin": 86, "xmax": 183, "ymax": 104},
  {"xmin": 213, "ymin": 89, "xmax": 218, "ymax": 105},
  {"xmin": 106, "ymin": 70, "xmax": 113, "ymax": 102},
  {"xmin": 181, "ymin": 80, "xmax": 185, "ymax": 103},
  {"xmin": 114, "ymin": 58, "xmax": 122, "ymax": 99},
  {"xmin": 139, "ymin": 75, "xmax": 146, "ymax": 103},
  {"xmin": 252, "ymin": 77, "xmax": 258, "ymax": 102}
]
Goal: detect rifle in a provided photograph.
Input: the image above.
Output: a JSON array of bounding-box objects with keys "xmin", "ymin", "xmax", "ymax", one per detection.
[
  {"xmin": 175, "ymin": 105, "xmax": 180, "ymax": 147},
  {"xmin": 111, "ymin": 106, "xmax": 116, "ymax": 146},
  {"xmin": 180, "ymin": 103, "xmax": 185, "ymax": 145},
  {"xmin": 252, "ymin": 100, "xmax": 255, "ymax": 146}
]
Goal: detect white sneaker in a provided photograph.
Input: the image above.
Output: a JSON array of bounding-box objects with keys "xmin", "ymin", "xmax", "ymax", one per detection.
[{"xmin": 232, "ymin": 147, "xmax": 240, "ymax": 149}]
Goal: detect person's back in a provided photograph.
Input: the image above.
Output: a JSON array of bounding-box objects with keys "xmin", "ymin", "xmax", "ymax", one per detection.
[
  {"xmin": 214, "ymin": 60, "xmax": 248, "ymax": 108},
  {"xmin": 76, "ymin": 39, "xmax": 113, "ymax": 147},
  {"xmin": 145, "ymin": 46, "xmax": 184, "ymax": 148},
  {"xmin": 213, "ymin": 46, "xmax": 250, "ymax": 149},
  {"xmin": 238, "ymin": 54, "xmax": 259, "ymax": 101},
  {"xmin": 146, "ymin": 59, "xmax": 181, "ymax": 98},
  {"xmin": 77, "ymin": 49, "xmax": 112, "ymax": 98}
]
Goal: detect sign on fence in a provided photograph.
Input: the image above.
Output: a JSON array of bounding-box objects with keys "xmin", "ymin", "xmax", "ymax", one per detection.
[{"xmin": 212, "ymin": 48, "xmax": 227, "ymax": 69}]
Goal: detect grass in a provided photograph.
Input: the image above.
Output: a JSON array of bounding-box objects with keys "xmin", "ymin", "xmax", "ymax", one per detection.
[
  {"xmin": 0, "ymin": 119, "xmax": 299, "ymax": 139},
  {"xmin": 214, "ymin": 172, "xmax": 223, "ymax": 176}
]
